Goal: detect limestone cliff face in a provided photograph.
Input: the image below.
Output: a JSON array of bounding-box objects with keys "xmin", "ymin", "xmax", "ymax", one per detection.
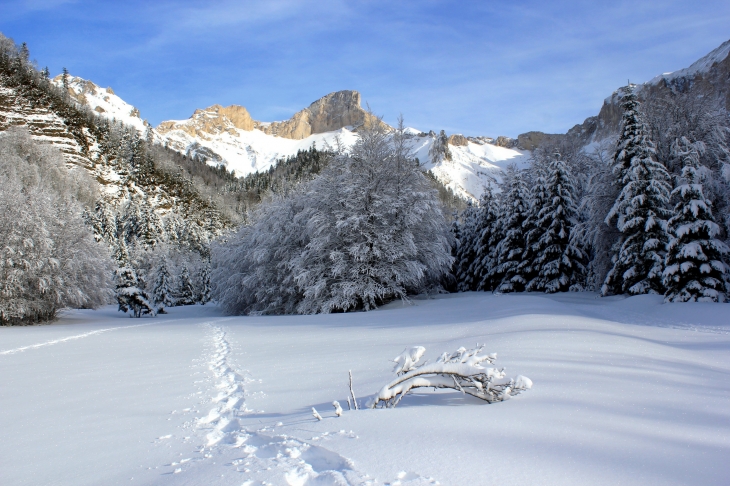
[
  {"xmin": 256, "ymin": 90, "xmax": 368, "ymax": 139},
  {"xmin": 156, "ymin": 104, "xmax": 254, "ymax": 139},
  {"xmin": 447, "ymin": 134, "xmax": 468, "ymax": 146},
  {"xmin": 157, "ymin": 90, "xmax": 370, "ymax": 141}
]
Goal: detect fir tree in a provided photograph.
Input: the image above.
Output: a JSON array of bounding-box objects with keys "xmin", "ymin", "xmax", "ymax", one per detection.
[
  {"xmin": 663, "ymin": 138, "xmax": 729, "ymax": 302},
  {"xmin": 176, "ymin": 264, "xmax": 196, "ymax": 306},
  {"xmin": 613, "ymin": 85, "xmax": 647, "ymax": 183},
  {"xmin": 495, "ymin": 165, "xmax": 530, "ymax": 292},
  {"xmin": 527, "ymin": 155, "xmax": 585, "ymax": 293},
  {"xmin": 151, "ymin": 259, "xmax": 174, "ymax": 312},
  {"xmin": 114, "ymin": 237, "xmax": 130, "ymax": 267},
  {"xmin": 455, "ymin": 201, "xmax": 480, "ymax": 291},
  {"xmin": 197, "ymin": 264, "xmax": 212, "ymax": 305},
  {"xmin": 519, "ymin": 166, "xmax": 549, "ymax": 288},
  {"xmin": 61, "ymin": 67, "xmax": 69, "ymax": 91},
  {"xmin": 468, "ymin": 185, "xmax": 500, "ymax": 292},
  {"xmin": 603, "ymin": 89, "xmax": 673, "ymax": 296},
  {"xmin": 116, "ymin": 266, "xmax": 154, "ymax": 318}
]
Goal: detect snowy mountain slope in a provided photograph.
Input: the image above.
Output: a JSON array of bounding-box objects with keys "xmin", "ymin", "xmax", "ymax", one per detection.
[
  {"xmin": 153, "ymin": 93, "xmax": 530, "ymax": 200},
  {"xmin": 52, "ymin": 77, "xmax": 530, "ymax": 200},
  {"xmin": 52, "ymin": 75, "xmax": 149, "ymax": 133},
  {"xmin": 648, "ymin": 39, "xmax": 730, "ymax": 85},
  {"xmin": 517, "ymin": 38, "xmax": 730, "ymax": 151},
  {"xmin": 1, "ymin": 293, "xmax": 729, "ymax": 485}
]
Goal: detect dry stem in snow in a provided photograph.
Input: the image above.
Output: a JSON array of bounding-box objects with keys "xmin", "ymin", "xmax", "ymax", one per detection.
[
  {"xmin": 370, "ymin": 345, "xmax": 532, "ymax": 408},
  {"xmin": 312, "ymin": 407, "xmax": 322, "ymax": 421}
]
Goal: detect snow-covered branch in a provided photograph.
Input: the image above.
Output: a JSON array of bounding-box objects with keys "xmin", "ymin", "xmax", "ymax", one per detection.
[{"xmin": 370, "ymin": 345, "xmax": 532, "ymax": 408}]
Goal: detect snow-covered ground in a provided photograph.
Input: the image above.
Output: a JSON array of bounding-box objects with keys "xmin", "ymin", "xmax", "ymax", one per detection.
[{"xmin": 2, "ymin": 293, "xmax": 729, "ymax": 485}]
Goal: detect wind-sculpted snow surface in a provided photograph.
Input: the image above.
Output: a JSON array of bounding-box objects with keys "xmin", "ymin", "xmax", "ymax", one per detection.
[{"xmin": 1, "ymin": 294, "xmax": 730, "ymax": 485}]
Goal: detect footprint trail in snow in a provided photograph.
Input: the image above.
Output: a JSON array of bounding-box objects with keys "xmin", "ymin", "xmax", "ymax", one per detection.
[{"xmin": 165, "ymin": 323, "xmax": 437, "ymax": 485}]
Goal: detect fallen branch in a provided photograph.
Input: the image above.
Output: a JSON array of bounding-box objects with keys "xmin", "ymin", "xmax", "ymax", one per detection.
[{"xmin": 370, "ymin": 345, "xmax": 532, "ymax": 409}]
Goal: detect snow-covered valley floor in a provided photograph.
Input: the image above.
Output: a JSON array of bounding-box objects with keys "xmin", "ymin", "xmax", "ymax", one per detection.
[{"xmin": 1, "ymin": 293, "xmax": 729, "ymax": 485}]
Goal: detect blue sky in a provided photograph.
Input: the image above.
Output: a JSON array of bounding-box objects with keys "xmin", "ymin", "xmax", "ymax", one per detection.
[{"xmin": 2, "ymin": 0, "xmax": 729, "ymax": 137}]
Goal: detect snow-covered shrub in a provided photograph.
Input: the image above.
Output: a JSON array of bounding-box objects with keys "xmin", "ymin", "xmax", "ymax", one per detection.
[
  {"xmin": 213, "ymin": 116, "xmax": 453, "ymax": 315},
  {"xmin": 370, "ymin": 345, "xmax": 532, "ymax": 408},
  {"xmin": 0, "ymin": 128, "xmax": 113, "ymax": 325}
]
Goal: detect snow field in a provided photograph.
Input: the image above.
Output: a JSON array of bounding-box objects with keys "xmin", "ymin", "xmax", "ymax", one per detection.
[{"xmin": 1, "ymin": 293, "xmax": 729, "ymax": 485}]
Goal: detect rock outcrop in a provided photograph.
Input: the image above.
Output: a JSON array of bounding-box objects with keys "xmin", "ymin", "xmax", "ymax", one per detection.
[
  {"xmin": 157, "ymin": 90, "xmax": 373, "ymax": 141},
  {"xmin": 447, "ymin": 133, "xmax": 468, "ymax": 146},
  {"xmin": 156, "ymin": 104, "xmax": 254, "ymax": 138},
  {"xmin": 256, "ymin": 90, "xmax": 369, "ymax": 139}
]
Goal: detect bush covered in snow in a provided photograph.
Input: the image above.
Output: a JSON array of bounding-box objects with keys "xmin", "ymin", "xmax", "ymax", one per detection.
[
  {"xmin": 370, "ymin": 345, "xmax": 532, "ymax": 408},
  {"xmin": 212, "ymin": 116, "xmax": 453, "ymax": 315},
  {"xmin": 0, "ymin": 128, "xmax": 113, "ymax": 325}
]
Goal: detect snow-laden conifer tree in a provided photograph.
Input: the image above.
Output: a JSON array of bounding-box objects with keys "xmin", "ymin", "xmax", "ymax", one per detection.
[
  {"xmin": 663, "ymin": 137, "xmax": 729, "ymax": 302},
  {"xmin": 151, "ymin": 259, "xmax": 174, "ymax": 312},
  {"xmin": 455, "ymin": 201, "xmax": 480, "ymax": 291},
  {"xmin": 612, "ymin": 85, "xmax": 649, "ymax": 183},
  {"xmin": 519, "ymin": 165, "xmax": 549, "ymax": 288},
  {"xmin": 467, "ymin": 185, "xmax": 501, "ymax": 292},
  {"xmin": 197, "ymin": 264, "xmax": 212, "ymax": 305},
  {"xmin": 603, "ymin": 89, "xmax": 673, "ymax": 296},
  {"xmin": 116, "ymin": 266, "xmax": 154, "ymax": 318},
  {"xmin": 495, "ymin": 165, "xmax": 530, "ymax": 292},
  {"xmin": 176, "ymin": 264, "xmax": 196, "ymax": 306},
  {"xmin": 526, "ymin": 155, "xmax": 585, "ymax": 292}
]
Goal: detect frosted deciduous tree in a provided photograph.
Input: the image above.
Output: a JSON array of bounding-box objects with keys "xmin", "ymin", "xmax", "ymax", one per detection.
[
  {"xmin": 663, "ymin": 138, "xmax": 729, "ymax": 302},
  {"xmin": 212, "ymin": 116, "xmax": 452, "ymax": 315},
  {"xmin": 0, "ymin": 129, "xmax": 113, "ymax": 325}
]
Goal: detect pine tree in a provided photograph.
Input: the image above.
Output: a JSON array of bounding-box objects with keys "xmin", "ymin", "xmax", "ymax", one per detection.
[
  {"xmin": 527, "ymin": 155, "xmax": 585, "ymax": 293},
  {"xmin": 495, "ymin": 165, "xmax": 530, "ymax": 292},
  {"xmin": 151, "ymin": 259, "xmax": 174, "ymax": 312},
  {"xmin": 603, "ymin": 89, "xmax": 673, "ymax": 296},
  {"xmin": 176, "ymin": 264, "xmax": 196, "ymax": 306},
  {"xmin": 116, "ymin": 266, "xmax": 154, "ymax": 318},
  {"xmin": 663, "ymin": 138, "xmax": 729, "ymax": 302}
]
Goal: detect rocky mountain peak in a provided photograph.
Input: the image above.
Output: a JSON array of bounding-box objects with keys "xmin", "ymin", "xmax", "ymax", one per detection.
[
  {"xmin": 256, "ymin": 90, "xmax": 369, "ymax": 139},
  {"xmin": 156, "ymin": 104, "xmax": 254, "ymax": 138}
]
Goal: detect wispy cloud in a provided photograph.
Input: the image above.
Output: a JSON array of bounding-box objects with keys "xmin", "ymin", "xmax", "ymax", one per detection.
[{"xmin": 3, "ymin": 0, "xmax": 729, "ymax": 135}]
